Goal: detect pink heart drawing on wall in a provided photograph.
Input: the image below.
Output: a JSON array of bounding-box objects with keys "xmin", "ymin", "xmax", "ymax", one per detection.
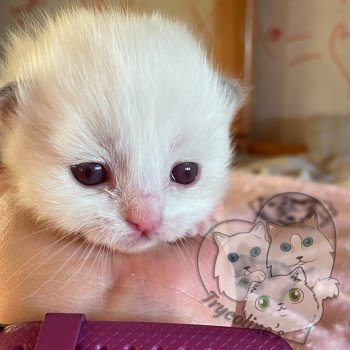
[{"xmin": 329, "ymin": 22, "xmax": 350, "ymax": 98}]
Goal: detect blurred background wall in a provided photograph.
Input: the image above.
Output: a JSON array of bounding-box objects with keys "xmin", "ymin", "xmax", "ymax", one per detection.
[{"xmin": 253, "ymin": 0, "xmax": 350, "ymax": 159}]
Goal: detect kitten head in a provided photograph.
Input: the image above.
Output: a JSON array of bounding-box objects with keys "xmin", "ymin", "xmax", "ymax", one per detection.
[
  {"xmin": 266, "ymin": 212, "xmax": 333, "ymax": 271},
  {"xmin": 244, "ymin": 267, "xmax": 320, "ymax": 333},
  {"xmin": 0, "ymin": 10, "xmax": 243, "ymax": 252},
  {"xmin": 214, "ymin": 222, "xmax": 269, "ymax": 278}
]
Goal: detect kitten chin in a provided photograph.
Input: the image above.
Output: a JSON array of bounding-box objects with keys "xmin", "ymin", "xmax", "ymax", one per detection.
[{"xmin": 0, "ymin": 9, "xmax": 243, "ymax": 253}]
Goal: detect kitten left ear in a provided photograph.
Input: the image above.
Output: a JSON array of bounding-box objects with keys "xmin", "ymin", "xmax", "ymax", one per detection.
[
  {"xmin": 266, "ymin": 222, "xmax": 281, "ymax": 239},
  {"xmin": 0, "ymin": 82, "xmax": 18, "ymax": 123},
  {"xmin": 303, "ymin": 211, "xmax": 318, "ymax": 228},
  {"xmin": 213, "ymin": 232, "xmax": 229, "ymax": 247},
  {"xmin": 290, "ymin": 267, "xmax": 307, "ymax": 282}
]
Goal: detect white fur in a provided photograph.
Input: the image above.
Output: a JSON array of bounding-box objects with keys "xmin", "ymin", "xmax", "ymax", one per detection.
[{"xmin": 0, "ymin": 9, "xmax": 242, "ymax": 253}]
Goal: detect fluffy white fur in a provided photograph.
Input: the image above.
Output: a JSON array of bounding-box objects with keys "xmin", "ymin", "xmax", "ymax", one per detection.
[{"xmin": 0, "ymin": 9, "xmax": 243, "ymax": 253}]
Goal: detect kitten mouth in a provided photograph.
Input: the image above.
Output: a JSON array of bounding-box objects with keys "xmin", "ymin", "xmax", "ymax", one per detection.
[
  {"xmin": 285, "ymin": 258, "xmax": 316, "ymax": 267},
  {"xmin": 117, "ymin": 232, "xmax": 161, "ymax": 252},
  {"xmin": 236, "ymin": 270, "xmax": 251, "ymax": 277},
  {"xmin": 277, "ymin": 306, "xmax": 287, "ymax": 312},
  {"xmin": 235, "ymin": 273, "xmax": 247, "ymax": 277}
]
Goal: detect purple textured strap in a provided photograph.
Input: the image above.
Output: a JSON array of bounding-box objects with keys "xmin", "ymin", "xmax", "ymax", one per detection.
[
  {"xmin": 35, "ymin": 313, "xmax": 85, "ymax": 350},
  {"xmin": 0, "ymin": 313, "xmax": 292, "ymax": 350}
]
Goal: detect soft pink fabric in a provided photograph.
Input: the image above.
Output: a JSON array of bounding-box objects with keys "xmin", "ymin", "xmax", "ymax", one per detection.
[{"xmin": 218, "ymin": 171, "xmax": 350, "ymax": 349}]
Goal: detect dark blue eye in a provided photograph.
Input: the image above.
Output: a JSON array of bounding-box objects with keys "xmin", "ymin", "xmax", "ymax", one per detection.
[
  {"xmin": 250, "ymin": 247, "xmax": 261, "ymax": 257},
  {"xmin": 280, "ymin": 242, "xmax": 292, "ymax": 252},
  {"xmin": 303, "ymin": 237, "xmax": 313, "ymax": 247},
  {"xmin": 171, "ymin": 162, "xmax": 198, "ymax": 185},
  {"xmin": 71, "ymin": 163, "xmax": 108, "ymax": 186},
  {"xmin": 227, "ymin": 253, "xmax": 239, "ymax": 262}
]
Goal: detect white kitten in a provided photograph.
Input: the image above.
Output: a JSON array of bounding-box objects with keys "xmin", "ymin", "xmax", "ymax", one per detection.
[{"xmin": 0, "ymin": 9, "xmax": 243, "ymax": 253}]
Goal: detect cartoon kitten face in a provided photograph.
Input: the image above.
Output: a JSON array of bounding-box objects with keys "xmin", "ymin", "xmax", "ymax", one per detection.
[
  {"xmin": 0, "ymin": 10, "xmax": 242, "ymax": 253},
  {"xmin": 266, "ymin": 212, "xmax": 334, "ymax": 281},
  {"xmin": 244, "ymin": 267, "xmax": 320, "ymax": 333},
  {"xmin": 215, "ymin": 222, "xmax": 269, "ymax": 278},
  {"xmin": 214, "ymin": 222, "xmax": 269, "ymax": 300}
]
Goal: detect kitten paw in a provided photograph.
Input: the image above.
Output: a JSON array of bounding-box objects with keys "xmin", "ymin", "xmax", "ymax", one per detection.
[
  {"xmin": 254, "ymin": 270, "xmax": 266, "ymax": 283},
  {"xmin": 313, "ymin": 277, "xmax": 340, "ymax": 300},
  {"xmin": 242, "ymin": 270, "xmax": 266, "ymax": 285}
]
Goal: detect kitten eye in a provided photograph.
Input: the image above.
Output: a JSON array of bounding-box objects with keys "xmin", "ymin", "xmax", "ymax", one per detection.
[
  {"xmin": 280, "ymin": 242, "xmax": 292, "ymax": 252},
  {"xmin": 171, "ymin": 162, "xmax": 198, "ymax": 185},
  {"xmin": 256, "ymin": 295, "xmax": 271, "ymax": 311},
  {"xmin": 303, "ymin": 237, "xmax": 313, "ymax": 247},
  {"xmin": 250, "ymin": 247, "xmax": 261, "ymax": 257},
  {"xmin": 71, "ymin": 163, "xmax": 108, "ymax": 186},
  {"xmin": 227, "ymin": 252, "xmax": 239, "ymax": 263},
  {"xmin": 288, "ymin": 288, "xmax": 304, "ymax": 303}
]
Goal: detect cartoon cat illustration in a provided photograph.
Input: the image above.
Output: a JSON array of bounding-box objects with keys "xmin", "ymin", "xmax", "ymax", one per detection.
[
  {"xmin": 213, "ymin": 222, "xmax": 269, "ymax": 301},
  {"xmin": 266, "ymin": 212, "xmax": 334, "ymax": 287},
  {"xmin": 244, "ymin": 267, "xmax": 339, "ymax": 333}
]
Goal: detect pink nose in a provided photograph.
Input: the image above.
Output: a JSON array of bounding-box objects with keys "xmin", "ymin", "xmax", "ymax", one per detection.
[{"xmin": 126, "ymin": 214, "xmax": 161, "ymax": 236}]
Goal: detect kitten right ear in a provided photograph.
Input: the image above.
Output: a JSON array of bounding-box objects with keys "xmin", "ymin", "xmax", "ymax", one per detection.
[
  {"xmin": 251, "ymin": 222, "xmax": 266, "ymax": 239},
  {"xmin": 213, "ymin": 232, "xmax": 229, "ymax": 247},
  {"xmin": 303, "ymin": 211, "xmax": 318, "ymax": 229},
  {"xmin": 221, "ymin": 76, "xmax": 247, "ymax": 117},
  {"xmin": 0, "ymin": 82, "xmax": 18, "ymax": 122},
  {"xmin": 266, "ymin": 222, "xmax": 281, "ymax": 239}
]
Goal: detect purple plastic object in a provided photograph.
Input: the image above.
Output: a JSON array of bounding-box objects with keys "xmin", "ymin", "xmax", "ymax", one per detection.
[{"xmin": 0, "ymin": 313, "xmax": 292, "ymax": 350}]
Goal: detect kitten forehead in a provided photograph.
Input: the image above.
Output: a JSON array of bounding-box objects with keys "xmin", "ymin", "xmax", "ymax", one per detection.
[
  {"xmin": 5, "ymin": 10, "xmax": 229, "ymax": 127},
  {"xmin": 4, "ymin": 9, "xmax": 235, "ymax": 171}
]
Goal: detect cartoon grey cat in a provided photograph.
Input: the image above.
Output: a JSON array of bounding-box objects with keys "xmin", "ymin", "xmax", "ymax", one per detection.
[
  {"xmin": 244, "ymin": 267, "xmax": 339, "ymax": 333},
  {"xmin": 214, "ymin": 222, "xmax": 269, "ymax": 301},
  {"xmin": 266, "ymin": 212, "xmax": 334, "ymax": 287}
]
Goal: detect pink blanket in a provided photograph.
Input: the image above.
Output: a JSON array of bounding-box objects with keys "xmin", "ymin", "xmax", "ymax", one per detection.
[{"xmin": 217, "ymin": 171, "xmax": 350, "ymax": 349}]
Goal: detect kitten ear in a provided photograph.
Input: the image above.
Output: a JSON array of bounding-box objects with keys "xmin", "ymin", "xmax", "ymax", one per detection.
[
  {"xmin": 213, "ymin": 232, "xmax": 229, "ymax": 247},
  {"xmin": 266, "ymin": 222, "xmax": 281, "ymax": 239},
  {"xmin": 303, "ymin": 211, "xmax": 318, "ymax": 228},
  {"xmin": 290, "ymin": 267, "xmax": 307, "ymax": 282},
  {"xmin": 221, "ymin": 76, "xmax": 247, "ymax": 117},
  {"xmin": 251, "ymin": 222, "xmax": 265, "ymax": 238},
  {"xmin": 0, "ymin": 82, "xmax": 18, "ymax": 123}
]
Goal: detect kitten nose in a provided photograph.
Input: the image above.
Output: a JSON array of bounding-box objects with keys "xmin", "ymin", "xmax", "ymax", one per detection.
[
  {"xmin": 297, "ymin": 256, "xmax": 303, "ymax": 260},
  {"xmin": 244, "ymin": 266, "xmax": 250, "ymax": 270},
  {"xmin": 126, "ymin": 216, "xmax": 161, "ymax": 235},
  {"xmin": 125, "ymin": 205, "xmax": 162, "ymax": 236},
  {"xmin": 124, "ymin": 194, "xmax": 163, "ymax": 236},
  {"xmin": 278, "ymin": 303, "xmax": 284, "ymax": 306}
]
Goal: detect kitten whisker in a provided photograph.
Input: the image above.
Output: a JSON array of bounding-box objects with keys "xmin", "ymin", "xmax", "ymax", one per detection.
[
  {"xmin": 53, "ymin": 238, "xmax": 93, "ymax": 292},
  {"xmin": 4, "ymin": 230, "xmax": 81, "ymax": 285},
  {"xmin": 24, "ymin": 239, "xmax": 87, "ymax": 299},
  {"xmin": 13, "ymin": 231, "xmax": 86, "ymax": 293}
]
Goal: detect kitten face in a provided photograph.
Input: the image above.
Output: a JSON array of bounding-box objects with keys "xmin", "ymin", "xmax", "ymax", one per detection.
[
  {"xmin": 266, "ymin": 213, "xmax": 333, "ymax": 272},
  {"xmin": 214, "ymin": 222, "xmax": 269, "ymax": 300},
  {"xmin": 244, "ymin": 267, "xmax": 320, "ymax": 333},
  {"xmin": 215, "ymin": 222, "xmax": 269, "ymax": 278},
  {"xmin": 0, "ymin": 10, "xmax": 242, "ymax": 252}
]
